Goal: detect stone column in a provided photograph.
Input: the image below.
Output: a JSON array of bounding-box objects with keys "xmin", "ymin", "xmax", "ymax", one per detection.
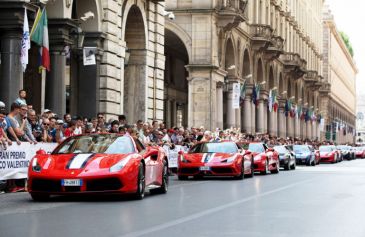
[
  {"xmin": 257, "ymin": 99, "xmax": 265, "ymax": 133},
  {"xmin": 294, "ymin": 116, "xmax": 300, "ymax": 138},
  {"xmin": 46, "ymin": 47, "xmax": 66, "ymax": 116},
  {"xmin": 216, "ymin": 84, "xmax": 224, "ymax": 129},
  {"xmin": 235, "ymin": 107, "xmax": 241, "ymax": 130},
  {"xmin": 268, "ymin": 110, "xmax": 277, "ymax": 136},
  {"xmin": 278, "ymin": 99, "xmax": 286, "ymax": 138},
  {"xmin": 71, "ymin": 32, "xmax": 105, "ymax": 119},
  {"xmin": 45, "ymin": 19, "xmax": 76, "ymax": 117},
  {"xmin": 312, "ymin": 121, "xmax": 317, "ymax": 140},
  {"xmin": 0, "ymin": 31, "xmax": 23, "ymax": 106},
  {"xmin": 165, "ymin": 100, "xmax": 172, "ymax": 128},
  {"xmin": 226, "ymin": 84, "xmax": 236, "ymax": 129},
  {"xmin": 242, "ymin": 95, "xmax": 252, "ymax": 133},
  {"xmin": 287, "ymin": 116, "xmax": 294, "ymax": 138},
  {"xmin": 307, "ymin": 120, "xmax": 312, "ymax": 139},
  {"xmin": 171, "ymin": 100, "xmax": 177, "ymax": 127},
  {"xmin": 251, "ymin": 102, "xmax": 256, "ymax": 134}
]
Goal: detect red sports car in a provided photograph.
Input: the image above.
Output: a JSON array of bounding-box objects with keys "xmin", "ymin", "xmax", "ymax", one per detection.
[
  {"xmin": 354, "ymin": 147, "xmax": 365, "ymax": 159},
  {"xmin": 28, "ymin": 134, "xmax": 168, "ymax": 201},
  {"xmin": 248, "ymin": 143, "xmax": 280, "ymax": 174},
  {"xmin": 319, "ymin": 145, "xmax": 338, "ymax": 163},
  {"xmin": 177, "ymin": 141, "xmax": 254, "ymax": 180}
]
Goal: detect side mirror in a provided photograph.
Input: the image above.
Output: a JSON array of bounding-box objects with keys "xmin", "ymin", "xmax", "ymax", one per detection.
[{"xmin": 36, "ymin": 149, "xmax": 47, "ymax": 155}]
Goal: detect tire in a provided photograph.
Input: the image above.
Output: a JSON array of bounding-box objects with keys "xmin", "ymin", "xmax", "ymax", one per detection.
[
  {"xmin": 235, "ymin": 161, "xmax": 244, "ymax": 180},
  {"xmin": 133, "ymin": 163, "xmax": 145, "ymax": 200},
  {"xmin": 284, "ymin": 159, "xmax": 291, "ymax": 170},
  {"xmin": 178, "ymin": 175, "xmax": 188, "ymax": 180},
  {"xmin": 291, "ymin": 160, "xmax": 296, "ymax": 170},
  {"xmin": 30, "ymin": 193, "xmax": 50, "ymax": 202},
  {"xmin": 150, "ymin": 161, "xmax": 168, "ymax": 194},
  {"xmin": 245, "ymin": 157, "xmax": 254, "ymax": 178},
  {"xmin": 271, "ymin": 160, "xmax": 280, "ymax": 174},
  {"xmin": 260, "ymin": 160, "xmax": 269, "ymax": 175}
]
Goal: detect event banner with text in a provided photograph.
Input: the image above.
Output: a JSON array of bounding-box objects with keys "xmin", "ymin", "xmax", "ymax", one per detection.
[{"xmin": 0, "ymin": 143, "xmax": 58, "ymax": 180}]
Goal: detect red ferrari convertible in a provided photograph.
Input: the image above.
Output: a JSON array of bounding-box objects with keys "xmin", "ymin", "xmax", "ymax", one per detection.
[
  {"xmin": 177, "ymin": 141, "xmax": 254, "ymax": 180},
  {"xmin": 248, "ymin": 143, "xmax": 280, "ymax": 175},
  {"xmin": 28, "ymin": 134, "xmax": 168, "ymax": 201}
]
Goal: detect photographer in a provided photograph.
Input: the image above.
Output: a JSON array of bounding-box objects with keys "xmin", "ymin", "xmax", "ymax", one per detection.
[{"xmin": 28, "ymin": 109, "xmax": 43, "ymax": 142}]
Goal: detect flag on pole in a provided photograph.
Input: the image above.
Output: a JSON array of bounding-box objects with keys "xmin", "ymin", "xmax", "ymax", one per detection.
[
  {"xmin": 273, "ymin": 90, "xmax": 278, "ymax": 112},
  {"xmin": 31, "ymin": 8, "xmax": 50, "ymax": 71},
  {"xmin": 21, "ymin": 8, "xmax": 30, "ymax": 72},
  {"xmin": 239, "ymin": 81, "xmax": 246, "ymax": 106}
]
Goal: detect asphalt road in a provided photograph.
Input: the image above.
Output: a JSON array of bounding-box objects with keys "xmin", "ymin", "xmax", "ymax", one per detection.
[{"xmin": 2, "ymin": 160, "xmax": 365, "ymax": 237}]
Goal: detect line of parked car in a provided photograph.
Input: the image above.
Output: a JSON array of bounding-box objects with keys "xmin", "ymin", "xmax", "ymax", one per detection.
[{"xmin": 26, "ymin": 133, "xmax": 365, "ymax": 201}]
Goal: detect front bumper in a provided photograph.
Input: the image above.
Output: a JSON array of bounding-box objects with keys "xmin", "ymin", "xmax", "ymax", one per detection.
[
  {"xmin": 28, "ymin": 170, "xmax": 138, "ymax": 195},
  {"xmin": 178, "ymin": 162, "xmax": 241, "ymax": 177}
]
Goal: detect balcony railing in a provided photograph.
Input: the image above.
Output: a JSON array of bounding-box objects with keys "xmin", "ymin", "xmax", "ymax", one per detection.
[{"xmin": 250, "ymin": 24, "xmax": 273, "ymax": 40}]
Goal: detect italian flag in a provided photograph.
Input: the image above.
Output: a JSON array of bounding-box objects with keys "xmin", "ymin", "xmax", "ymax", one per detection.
[{"xmin": 30, "ymin": 8, "xmax": 50, "ymax": 71}]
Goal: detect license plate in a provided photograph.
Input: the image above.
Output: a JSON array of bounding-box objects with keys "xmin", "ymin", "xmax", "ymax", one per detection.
[
  {"xmin": 61, "ymin": 179, "xmax": 82, "ymax": 186},
  {"xmin": 199, "ymin": 166, "xmax": 211, "ymax": 171}
]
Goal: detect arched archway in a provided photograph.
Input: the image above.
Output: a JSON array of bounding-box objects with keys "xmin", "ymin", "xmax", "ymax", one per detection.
[
  {"xmin": 123, "ymin": 5, "xmax": 148, "ymax": 123},
  {"xmin": 255, "ymin": 58, "xmax": 264, "ymax": 133},
  {"xmin": 223, "ymin": 38, "xmax": 236, "ymax": 129},
  {"xmin": 164, "ymin": 29, "xmax": 189, "ymax": 128},
  {"xmin": 267, "ymin": 67, "xmax": 275, "ymax": 135},
  {"xmin": 241, "ymin": 49, "xmax": 252, "ymax": 133}
]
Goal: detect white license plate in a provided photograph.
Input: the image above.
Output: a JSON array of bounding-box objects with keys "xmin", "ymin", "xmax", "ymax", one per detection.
[
  {"xmin": 199, "ymin": 166, "xmax": 211, "ymax": 171},
  {"xmin": 61, "ymin": 179, "xmax": 82, "ymax": 186}
]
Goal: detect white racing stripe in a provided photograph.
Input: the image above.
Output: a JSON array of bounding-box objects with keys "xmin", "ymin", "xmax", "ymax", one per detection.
[{"xmin": 68, "ymin": 154, "xmax": 93, "ymax": 169}]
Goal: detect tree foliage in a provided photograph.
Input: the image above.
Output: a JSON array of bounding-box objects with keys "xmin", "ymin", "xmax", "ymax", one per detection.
[{"xmin": 339, "ymin": 31, "xmax": 354, "ymax": 57}]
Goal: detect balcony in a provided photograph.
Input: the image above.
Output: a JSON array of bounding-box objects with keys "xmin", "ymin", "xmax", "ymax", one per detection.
[
  {"xmin": 280, "ymin": 53, "xmax": 307, "ymax": 79},
  {"xmin": 217, "ymin": 0, "xmax": 248, "ymax": 31},
  {"xmin": 264, "ymin": 35, "xmax": 284, "ymax": 60},
  {"xmin": 304, "ymin": 70, "xmax": 318, "ymax": 84},
  {"xmin": 250, "ymin": 24, "xmax": 273, "ymax": 51}
]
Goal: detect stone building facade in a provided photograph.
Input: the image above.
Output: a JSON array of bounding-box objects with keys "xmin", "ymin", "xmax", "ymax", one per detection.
[
  {"xmin": 165, "ymin": 0, "xmax": 324, "ymax": 139},
  {"xmin": 0, "ymin": 0, "xmax": 351, "ymax": 142},
  {"xmin": 0, "ymin": 0, "xmax": 166, "ymax": 123},
  {"xmin": 322, "ymin": 6, "xmax": 357, "ymax": 144},
  {"xmin": 356, "ymin": 94, "xmax": 365, "ymax": 145}
]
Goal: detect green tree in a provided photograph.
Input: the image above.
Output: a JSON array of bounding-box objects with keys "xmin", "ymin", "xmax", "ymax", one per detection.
[{"xmin": 339, "ymin": 31, "xmax": 354, "ymax": 57}]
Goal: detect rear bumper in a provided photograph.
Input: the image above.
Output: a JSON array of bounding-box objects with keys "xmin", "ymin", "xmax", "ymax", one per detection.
[{"xmin": 320, "ymin": 156, "xmax": 335, "ymax": 162}]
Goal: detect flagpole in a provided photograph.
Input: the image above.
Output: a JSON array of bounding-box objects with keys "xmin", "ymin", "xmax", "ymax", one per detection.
[{"xmin": 41, "ymin": 68, "xmax": 46, "ymax": 113}]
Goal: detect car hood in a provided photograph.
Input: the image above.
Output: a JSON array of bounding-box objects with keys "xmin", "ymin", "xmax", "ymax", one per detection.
[
  {"xmin": 183, "ymin": 153, "xmax": 237, "ymax": 163},
  {"xmin": 34, "ymin": 153, "xmax": 131, "ymax": 171}
]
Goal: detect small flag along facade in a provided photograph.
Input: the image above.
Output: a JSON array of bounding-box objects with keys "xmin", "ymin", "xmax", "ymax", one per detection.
[
  {"xmin": 30, "ymin": 8, "xmax": 50, "ymax": 71},
  {"xmin": 21, "ymin": 8, "xmax": 30, "ymax": 72}
]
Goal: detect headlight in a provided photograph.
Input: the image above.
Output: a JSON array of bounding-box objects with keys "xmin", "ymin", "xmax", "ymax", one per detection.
[
  {"xmin": 227, "ymin": 156, "xmax": 237, "ymax": 163},
  {"xmin": 110, "ymin": 157, "xmax": 132, "ymax": 172},
  {"xmin": 180, "ymin": 155, "xmax": 190, "ymax": 163},
  {"xmin": 32, "ymin": 158, "xmax": 42, "ymax": 172}
]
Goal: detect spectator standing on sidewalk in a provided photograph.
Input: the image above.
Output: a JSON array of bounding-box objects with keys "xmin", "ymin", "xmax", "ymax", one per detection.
[
  {"xmin": 28, "ymin": 109, "xmax": 42, "ymax": 142},
  {"xmin": 0, "ymin": 107, "xmax": 12, "ymax": 150},
  {"xmin": 14, "ymin": 89, "xmax": 27, "ymax": 105},
  {"xmin": 16, "ymin": 104, "xmax": 37, "ymax": 144},
  {"xmin": 6, "ymin": 103, "xmax": 25, "ymax": 143},
  {"xmin": 41, "ymin": 118, "xmax": 53, "ymax": 142}
]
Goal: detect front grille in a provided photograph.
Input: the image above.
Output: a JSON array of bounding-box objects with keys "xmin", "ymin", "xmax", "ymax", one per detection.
[
  {"xmin": 254, "ymin": 164, "xmax": 259, "ymax": 169},
  {"xmin": 31, "ymin": 179, "xmax": 61, "ymax": 192},
  {"xmin": 86, "ymin": 178, "xmax": 122, "ymax": 191},
  {"xmin": 179, "ymin": 168, "xmax": 199, "ymax": 174},
  {"xmin": 211, "ymin": 167, "xmax": 233, "ymax": 174},
  {"xmin": 64, "ymin": 187, "xmax": 81, "ymax": 192}
]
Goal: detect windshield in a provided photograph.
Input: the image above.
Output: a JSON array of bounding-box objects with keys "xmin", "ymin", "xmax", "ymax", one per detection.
[
  {"xmin": 53, "ymin": 135, "xmax": 136, "ymax": 154},
  {"xmin": 248, "ymin": 143, "xmax": 265, "ymax": 153},
  {"xmin": 189, "ymin": 142, "xmax": 238, "ymax": 153},
  {"xmin": 293, "ymin": 145, "xmax": 310, "ymax": 153},
  {"xmin": 337, "ymin": 146, "xmax": 350, "ymax": 150},
  {"xmin": 319, "ymin": 146, "xmax": 332, "ymax": 152},
  {"xmin": 274, "ymin": 146, "xmax": 287, "ymax": 154}
]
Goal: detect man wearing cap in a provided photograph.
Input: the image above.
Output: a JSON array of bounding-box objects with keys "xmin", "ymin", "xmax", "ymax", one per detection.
[{"xmin": 55, "ymin": 119, "xmax": 66, "ymax": 143}]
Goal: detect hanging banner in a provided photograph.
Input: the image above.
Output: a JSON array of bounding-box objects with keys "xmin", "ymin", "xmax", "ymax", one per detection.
[
  {"xmin": 83, "ymin": 47, "xmax": 96, "ymax": 66},
  {"xmin": 0, "ymin": 142, "xmax": 58, "ymax": 180},
  {"xmin": 232, "ymin": 83, "xmax": 240, "ymax": 109}
]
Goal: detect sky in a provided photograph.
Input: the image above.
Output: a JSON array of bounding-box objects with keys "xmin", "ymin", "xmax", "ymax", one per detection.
[{"xmin": 325, "ymin": 0, "xmax": 365, "ymax": 94}]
